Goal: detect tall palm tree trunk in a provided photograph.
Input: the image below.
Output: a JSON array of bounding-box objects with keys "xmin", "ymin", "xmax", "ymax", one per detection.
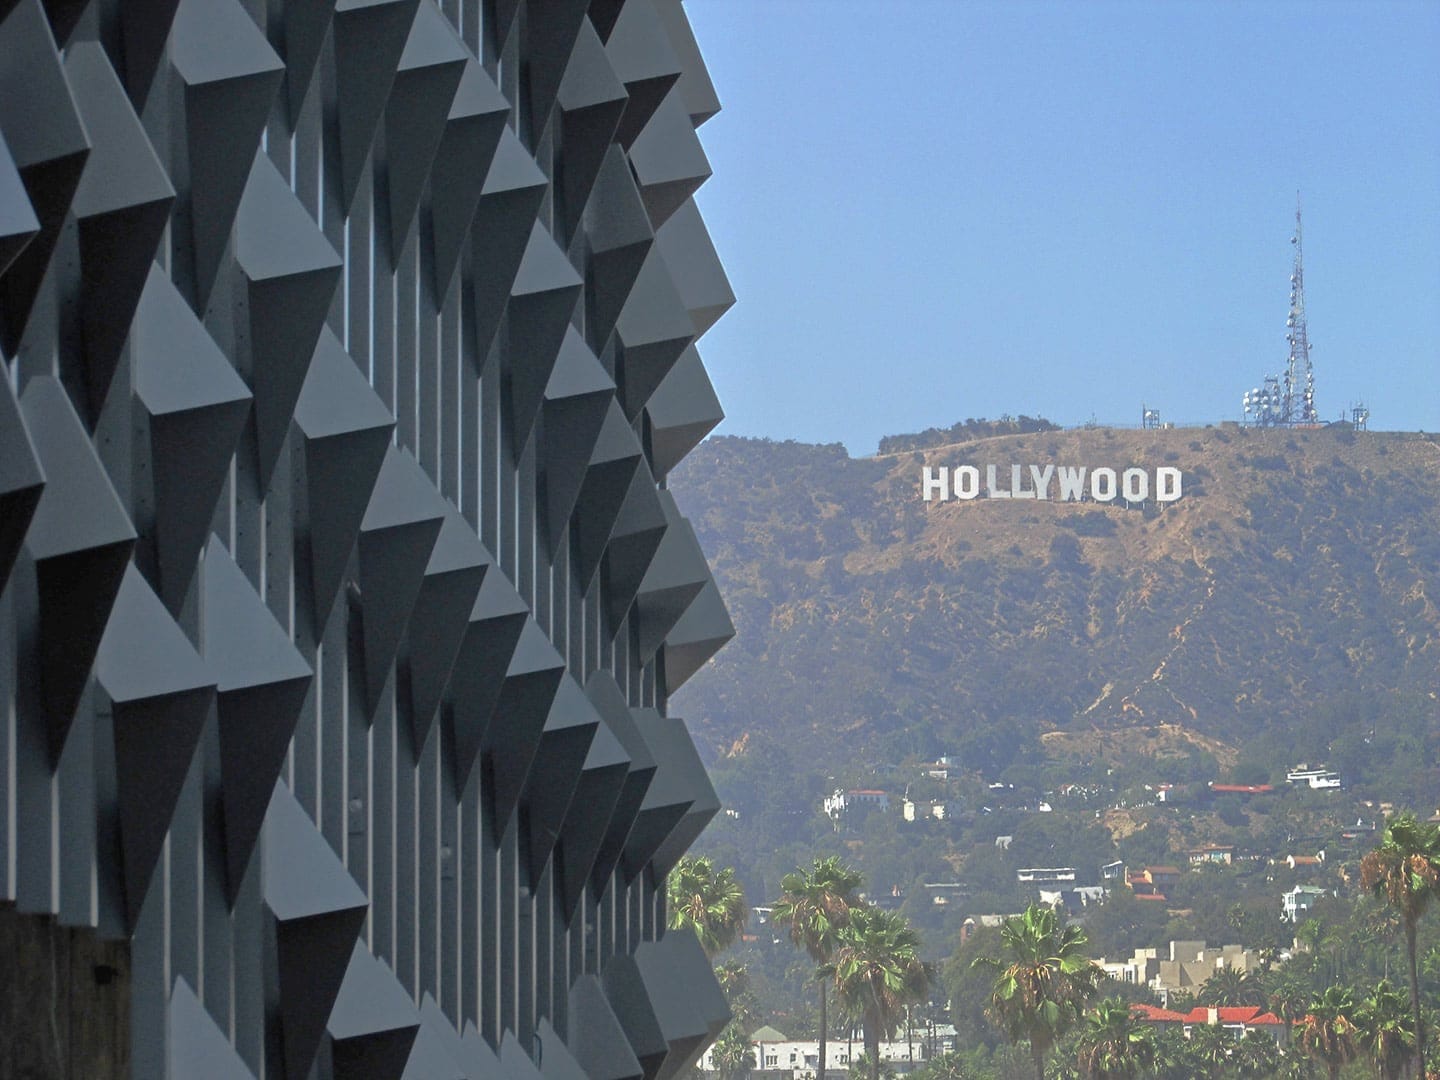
[
  {"xmin": 1406, "ymin": 919, "xmax": 1427, "ymax": 1080},
  {"xmin": 864, "ymin": 1006, "xmax": 881, "ymax": 1080},
  {"xmin": 1030, "ymin": 1039, "xmax": 1047, "ymax": 1080},
  {"xmin": 817, "ymin": 982, "xmax": 826, "ymax": 1080}
]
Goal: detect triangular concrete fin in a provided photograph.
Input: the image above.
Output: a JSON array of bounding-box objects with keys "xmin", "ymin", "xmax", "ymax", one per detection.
[
  {"xmin": 0, "ymin": 131, "xmax": 40, "ymax": 277},
  {"xmin": 468, "ymin": 127, "xmax": 547, "ymax": 368},
  {"xmin": 581, "ymin": 145, "xmax": 652, "ymax": 347},
  {"xmin": 0, "ymin": 355, "xmax": 45, "ymax": 592},
  {"xmin": 262, "ymin": 781, "xmax": 370, "ymax": 1080},
  {"xmin": 65, "ymin": 43, "xmax": 176, "ymax": 418},
  {"xmin": 536, "ymin": 1018, "xmax": 589, "ymax": 1080},
  {"xmin": 328, "ymin": 942, "xmax": 421, "ymax": 1080},
  {"xmin": 584, "ymin": 675, "xmax": 657, "ymax": 893},
  {"xmin": 293, "ymin": 328, "xmax": 396, "ymax": 631},
  {"xmin": 555, "ymin": 21, "xmax": 626, "ymax": 242},
  {"xmin": 614, "ymin": 244, "xmax": 693, "ymax": 422},
  {"xmin": 461, "ymin": 1020, "xmax": 508, "ymax": 1080},
  {"xmin": 277, "ymin": 0, "xmax": 334, "ymax": 125},
  {"xmin": 429, "ymin": 59, "xmax": 509, "ymax": 298},
  {"xmin": 653, "ymin": 0, "xmax": 721, "ymax": 126},
  {"xmin": 171, "ymin": 0, "xmax": 285, "ymax": 308},
  {"xmin": 654, "ymin": 198, "xmax": 732, "ymax": 339},
  {"xmin": 520, "ymin": 0, "xmax": 589, "ymax": 139},
  {"xmin": 521, "ymin": 676, "xmax": 599, "ymax": 887},
  {"xmin": 644, "ymin": 345, "xmax": 722, "ymax": 479},
  {"xmin": 499, "ymin": 1031, "xmax": 545, "ymax": 1080},
  {"xmin": 572, "ymin": 401, "xmax": 642, "ymax": 590},
  {"xmin": 658, "ymin": 578, "xmax": 733, "ymax": 695},
  {"xmin": 403, "ymin": 508, "xmax": 489, "ymax": 751},
  {"xmin": 587, "ymin": 0, "xmax": 624, "ymax": 42},
  {"xmin": 131, "ymin": 265, "xmax": 252, "ymax": 610},
  {"xmin": 506, "ymin": 221, "xmax": 582, "ymax": 451},
  {"xmin": 481, "ymin": 619, "xmax": 565, "ymax": 839},
  {"xmin": 384, "ymin": 0, "xmax": 468, "ymax": 258},
  {"xmin": 541, "ymin": 327, "xmax": 614, "ymax": 553},
  {"xmin": 445, "ymin": 566, "xmax": 529, "ymax": 792},
  {"xmin": 332, "ymin": 0, "xmax": 421, "ymax": 213},
  {"xmin": 606, "ymin": 0, "xmax": 682, "ymax": 149},
  {"xmin": 169, "ymin": 977, "xmax": 257, "ymax": 1080},
  {"xmin": 628, "ymin": 89, "xmax": 709, "ymax": 229},
  {"xmin": 234, "ymin": 150, "xmax": 342, "ymax": 492},
  {"xmin": 95, "ymin": 565, "xmax": 216, "ymax": 927},
  {"xmin": 566, "ymin": 975, "xmax": 645, "ymax": 1080},
  {"xmin": 601, "ymin": 467, "xmax": 668, "ymax": 634},
  {"xmin": 599, "ymin": 955, "xmax": 669, "ymax": 1079},
  {"xmin": 402, "ymin": 1019, "xmax": 470, "ymax": 1080},
  {"xmin": 628, "ymin": 711, "xmax": 718, "ymax": 881},
  {"xmin": 632, "ymin": 495, "xmax": 707, "ymax": 661},
  {"xmin": 419, "ymin": 995, "xmax": 500, "ymax": 1080},
  {"xmin": 116, "ymin": 0, "xmax": 183, "ymax": 111},
  {"xmin": 554, "ymin": 707, "xmax": 629, "ymax": 922},
  {"xmin": 635, "ymin": 933, "xmax": 729, "ymax": 1077},
  {"xmin": 356, "ymin": 445, "xmax": 445, "ymax": 716},
  {"xmin": 19, "ymin": 376, "xmax": 135, "ymax": 758},
  {"xmin": 201, "ymin": 537, "xmax": 313, "ymax": 901},
  {"xmin": 0, "ymin": 0, "xmax": 90, "ymax": 355}
]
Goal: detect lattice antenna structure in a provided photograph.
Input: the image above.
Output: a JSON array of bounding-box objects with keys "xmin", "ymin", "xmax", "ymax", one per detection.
[{"xmin": 1284, "ymin": 194, "xmax": 1318, "ymax": 424}]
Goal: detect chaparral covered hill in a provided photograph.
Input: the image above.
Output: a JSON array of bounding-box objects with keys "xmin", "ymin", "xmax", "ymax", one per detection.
[{"xmin": 668, "ymin": 424, "xmax": 1440, "ymax": 784}]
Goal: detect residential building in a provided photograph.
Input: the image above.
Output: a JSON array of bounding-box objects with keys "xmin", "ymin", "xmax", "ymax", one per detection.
[
  {"xmin": 1287, "ymin": 766, "xmax": 1341, "ymax": 789},
  {"xmin": 1017, "ymin": 867, "xmax": 1078, "ymax": 885},
  {"xmin": 1188, "ymin": 844, "xmax": 1235, "ymax": 865},
  {"xmin": 699, "ymin": 1031, "xmax": 934, "ymax": 1076},
  {"xmin": 1283, "ymin": 885, "xmax": 1331, "ymax": 923},
  {"xmin": 1100, "ymin": 941, "xmax": 1262, "ymax": 1005},
  {"xmin": 1132, "ymin": 1004, "xmax": 1289, "ymax": 1046}
]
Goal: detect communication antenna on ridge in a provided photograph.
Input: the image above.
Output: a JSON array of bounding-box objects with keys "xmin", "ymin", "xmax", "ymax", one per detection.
[{"xmin": 1283, "ymin": 193, "xmax": 1317, "ymax": 424}]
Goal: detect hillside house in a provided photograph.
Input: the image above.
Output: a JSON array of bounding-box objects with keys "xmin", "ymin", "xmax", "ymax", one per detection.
[
  {"xmin": 1286, "ymin": 852, "xmax": 1325, "ymax": 871},
  {"xmin": 1283, "ymin": 884, "xmax": 1329, "ymax": 923},
  {"xmin": 823, "ymin": 788, "xmax": 890, "ymax": 825},
  {"xmin": 1187, "ymin": 844, "xmax": 1234, "ymax": 866},
  {"xmin": 698, "ymin": 1028, "xmax": 934, "ymax": 1076},
  {"xmin": 1102, "ymin": 941, "xmax": 1262, "ymax": 1005},
  {"xmin": 1287, "ymin": 765, "xmax": 1341, "ymax": 789},
  {"xmin": 1016, "ymin": 867, "xmax": 1077, "ymax": 885},
  {"xmin": 902, "ymin": 798, "xmax": 948, "ymax": 822}
]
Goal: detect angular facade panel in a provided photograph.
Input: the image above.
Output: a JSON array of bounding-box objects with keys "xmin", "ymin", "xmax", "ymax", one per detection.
[{"xmin": 0, "ymin": 1, "xmax": 732, "ymax": 1075}]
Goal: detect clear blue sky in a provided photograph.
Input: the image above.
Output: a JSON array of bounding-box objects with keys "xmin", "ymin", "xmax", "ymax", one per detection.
[{"xmin": 685, "ymin": 0, "xmax": 1440, "ymax": 454}]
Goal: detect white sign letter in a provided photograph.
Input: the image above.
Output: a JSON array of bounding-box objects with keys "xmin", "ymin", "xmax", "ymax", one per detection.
[
  {"xmin": 1029, "ymin": 464, "xmax": 1055, "ymax": 500},
  {"xmin": 1057, "ymin": 466, "xmax": 1087, "ymax": 502},
  {"xmin": 986, "ymin": 464, "xmax": 1011, "ymax": 498},
  {"xmin": 1011, "ymin": 464, "xmax": 1036, "ymax": 499},
  {"xmin": 955, "ymin": 465, "xmax": 981, "ymax": 499},
  {"xmin": 1091, "ymin": 467, "xmax": 1117, "ymax": 502},
  {"xmin": 1122, "ymin": 468, "xmax": 1149, "ymax": 502},
  {"xmin": 1156, "ymin": 467, "xmax": 1183, "ymax": 502},
  {"xmin": 922, "ymin": 466, "xmax": 949, "ymax": 501}
]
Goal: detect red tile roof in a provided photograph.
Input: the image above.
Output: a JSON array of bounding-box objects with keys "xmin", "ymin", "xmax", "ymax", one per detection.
[
  {"xmin": 1210, "ymin": 783, "xmax": 1274, "ymax": 794},
  {"xmin": 1133, "ymin": 1004, "xmax": 1285, "ymax": 1027}
]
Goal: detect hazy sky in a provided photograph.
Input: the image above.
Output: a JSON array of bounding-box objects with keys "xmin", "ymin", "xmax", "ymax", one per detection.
[{"xmin": 684, "ymin": 0, "xmax": 1440, "ymax": 454}]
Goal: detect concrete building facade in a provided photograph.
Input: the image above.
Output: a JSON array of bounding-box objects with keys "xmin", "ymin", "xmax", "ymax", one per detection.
[{"xmin": 0, "ymin": 0, "xmax": 733, "ymax": 1076}]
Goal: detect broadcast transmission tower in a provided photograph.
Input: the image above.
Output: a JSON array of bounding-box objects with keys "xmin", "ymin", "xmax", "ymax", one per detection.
[{"xmin": 1283, "ymin": 194, "xmax": 1318, "ymax": 424}]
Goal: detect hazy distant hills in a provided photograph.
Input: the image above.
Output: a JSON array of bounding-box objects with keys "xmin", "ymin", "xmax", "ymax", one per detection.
[{"xmin": 668, "ymin": 424, "xmax": 1440, "ymax": 779}]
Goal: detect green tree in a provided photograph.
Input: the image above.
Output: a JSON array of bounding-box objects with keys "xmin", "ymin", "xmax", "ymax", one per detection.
[
  {"xmin": 1198, "ymin": 964, "xmax": 1267, "ymax": 1007},
  {"xmin": 828, "ymin": 905, "xmax": 932, "ymax": 1080},
  {"xmin": 772, "ymin": 856, "xmax": 866, "ymax": 1080},
  {"xmin": 710, "ymin": 1023, "xmax": 755, "ymax": 1080},
  {"xmin": 1232, "ymin": 1028, "xmax": 1281, "ymax": 1078},
  {"xmin": 1355, "ymin": 979, "xmax": 1415, "ymax": 1080},
  {"xmin": 1359, "ymin": 812, "xmax": 1440, "ymax": 1080},
  {"xmin": 973, "ymin": 903, "xmax": 1101, "ymax": 1080},
  {"xmin": 1185, "ymin": 1021, "xmax": 1232, "ymax": 1074},
  {"xmin": 1267, "ymin": 969, "xmax": 1314, "ymax": 1046},
  {"xmin": 1297, "ymin": 985, "xmax": 1359, "ymax": 1080},
  {"xmin": 667, "ymin": 855, "xmax": 748, "ymax": 958},
  {"xmin": 1072, "ymin": 998, "xmax": 1155, "ymax": 1080}
]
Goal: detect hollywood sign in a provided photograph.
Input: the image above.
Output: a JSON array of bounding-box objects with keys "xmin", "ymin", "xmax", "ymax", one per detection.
[{"xmin": 921, "ymin": 465, "xmax": 1184, "ymax": 503}]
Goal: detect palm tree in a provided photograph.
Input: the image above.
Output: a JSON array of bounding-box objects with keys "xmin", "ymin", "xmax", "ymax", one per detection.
[
  {"xmin": 1073, "ymin": 999, "xmax": 1155, "ymax": 1079},
  {"xmin": 1199, "ymin": 963, "xmax": 1267, "ymax": 1007},
  {"xmin": 1268, "ymin": 969, "xmax": 1313, "ymax": 1047},
  {"xmin": 1360, "ymin": 812, "xmax": 1440, "ymax": 1080},
  {"xmin": 1232, "ymin": 1029, "xmax": 1281, "ymax": 1078},
  {"xmin": 710, "ymin": 1022, "xmax": 755, "ymax": 1080},
  {"xmin": 1186, "ymin": 1020, "xmax": 1232, "ymax": 1074},
  {"xmin": 1297, "ymin": 984, "xmax": 1359, "ymax": 1080},
  {"xmin": 666, "ymin": 855, "xmax": 747, "ymax": 958},
  {"xmin": 1356, "ymin": 979, "xmax": 1416, "ymax": 1080},
  {"xmin": 828, "ymin": 904, "xmax": 932, "ymax": 1080},
  {"xmin": 772, "ymin": 857, "xmax": 866, "ymax": 1080},
  {"xmin": 973, "ymin": 903, "xmax": 1101, "ymax": 1080}
]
